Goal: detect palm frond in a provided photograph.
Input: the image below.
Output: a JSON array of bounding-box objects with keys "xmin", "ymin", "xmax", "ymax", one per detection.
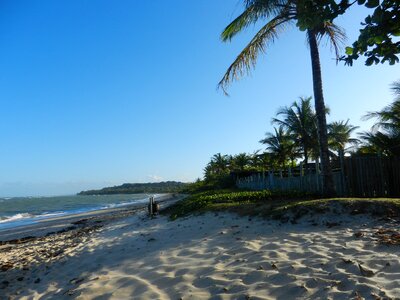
[
  {"xmin": 221, "ymin": 0, "xmax": 292, "ymax": 42},
  {"xmin": 391, "ymin": 80, "xmax": 400, "ymax": 97},
  {"xmin": 218, "ymin": 15, "xmax": 292, "ymax": 95},
  {"xmin": 315, "ymin": 21, "xmax": 346, "ymax": 61}
]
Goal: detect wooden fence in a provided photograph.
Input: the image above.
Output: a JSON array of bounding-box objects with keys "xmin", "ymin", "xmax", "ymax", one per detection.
[
  {"xmin": 344, "ymin": 155, "xmax": 400, "ymax": 197},
  {"xmin": 236, "ymin": 155, "xmax": 400, "ymax": 197}
]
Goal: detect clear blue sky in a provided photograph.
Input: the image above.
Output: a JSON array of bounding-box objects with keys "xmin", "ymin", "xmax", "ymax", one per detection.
[{"xmin": 0, "ymin": 1, "xmax": 398, "ymax": 196}]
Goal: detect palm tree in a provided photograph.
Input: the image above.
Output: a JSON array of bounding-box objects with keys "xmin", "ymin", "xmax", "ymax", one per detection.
[
  {"xmin": 328, "ymin": 120, "xmax": 359, "ymax": 157},
  {"xmin": 231, "ymin": 153, "xmax": 251, "ymax": 171},
  {"xmin": 218, "ymin": 0, "xmax": 347, "ymax": 196},
  {"xmin": 272, "ymin": 96, "xmax": 318, "ymax": 163},
  {"xmin": 260, "ymin": 127, "xmax": 298, "ymax": 168},
  {"xmin": 359, "ymin": 130, "xmax": 400, "ymax": 156},
  {"xmin": 249, "ymin": 150, "xmax": 261, "ymax": 168},
  {"xmin": 363, "ymin": 101, "xmax": 400, "ymax": 134},
  {"xmin": 359, "ymin": 80, "xmax": 400, "ymax": 156},
  {"xmin": 250, "ymin": 151, "xmax": 276, "ymax": 170},
  {"xmin": 210, "ymin": 153, "xmax": 230, "ymax": 174}
]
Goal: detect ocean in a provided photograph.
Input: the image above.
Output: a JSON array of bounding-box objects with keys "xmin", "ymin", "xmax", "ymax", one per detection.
[{"xmin": 0, "ymin": 194, "xmax": 154, "ymax": 230}]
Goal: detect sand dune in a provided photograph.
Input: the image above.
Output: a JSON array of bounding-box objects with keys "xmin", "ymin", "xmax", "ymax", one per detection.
[{"xmin": 1, "ymin": 209, "xmax": 400, "ymax": 299}]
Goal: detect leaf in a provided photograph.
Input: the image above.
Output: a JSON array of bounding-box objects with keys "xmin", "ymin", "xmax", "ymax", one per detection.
[
  {"xmin": 389, "ymin": 55, "xmax": 399, "ymax": 65},
  {"xmin": 345, "ymin": 47, "xmax": 354, "ymax": 55},
  {"xmin": 357, "ymin": 0, "xmax": 366, "ymax": 4},
  {"xmin": 365, "ymin": 56, "xmax": 376, "ymax": 66},
  {"xmin": 365, "ymin": 0, "xmax": 379, "ymax": 8},
  {"xmin": 373, "ymin": 35, "xmax": 385, "ymax": 44}
]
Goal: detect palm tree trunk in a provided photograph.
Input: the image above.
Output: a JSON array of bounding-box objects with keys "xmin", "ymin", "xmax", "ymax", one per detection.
[
  {"xmin": 304, "ymin": 148, "xmax": 308, "ymax": 164},
  {"xmin": 308, "ymin": 30, "xmax": 336, "ymax": 197}
]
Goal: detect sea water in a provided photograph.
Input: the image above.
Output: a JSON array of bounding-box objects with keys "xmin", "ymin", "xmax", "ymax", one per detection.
[{"xmin": 0, "ymin": 194, "xmax": 153, "ymax": 230}]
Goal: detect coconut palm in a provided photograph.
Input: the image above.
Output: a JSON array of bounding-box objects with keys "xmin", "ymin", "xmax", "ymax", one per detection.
[
  {"xmin": 212, "ymin": 153, "xmax": 230, "ymax": 172},
  {"xmin": 359, "ymin": 80, "xmax": 400, "ymax": 156},
  {"xmin": 249, "ymin": 150, "xmax": 261, "ymax": 167},
  {"xmin": 363, "ymin": 101, "xmax": 400, "ymax": 133},
  {"xmin": 218, "ymin": 0, "xmax": 347, "ymax": 196},
  {"xmin": 328, "ymin": 120, "xmax": 359, "ymax": 156},
  {"xmin": 359, "ymin": 130, "xmax": 400, "ymax": 156},
  {"xmin": 231, "ymin": 153, "xmax": 252, "ymax": 171},
  {"xmin": 260, "ymin": 127, "xmax": 299, "ymax": 168},
  {"xmin": 272, "ymin": 96, "xmax": 319, "ymax": 163}
]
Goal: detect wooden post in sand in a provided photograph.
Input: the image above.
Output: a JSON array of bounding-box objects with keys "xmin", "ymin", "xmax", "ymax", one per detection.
[{"xmin": 148, "ymin": 196, "xmax": 154, "ymax": 217}]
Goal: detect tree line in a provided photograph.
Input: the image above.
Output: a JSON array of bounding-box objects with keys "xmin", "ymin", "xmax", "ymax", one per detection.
[
  {"xmin": 78, "ymin": 181, "xmax": 187, "ymax": 195},
  {"xmin": 204, "ymin": 80, "xmax": 400, "ymax": 184}
]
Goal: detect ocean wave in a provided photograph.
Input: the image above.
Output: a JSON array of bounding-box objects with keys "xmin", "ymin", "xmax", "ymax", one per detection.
[{"xmin": 0, "ymin": 213, "xmax": 33, "ymax": 224}]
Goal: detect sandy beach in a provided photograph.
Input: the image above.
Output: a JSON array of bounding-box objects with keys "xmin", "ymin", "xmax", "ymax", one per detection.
[{"xmin": 1, "ymin": 200, "xmax": 400, "ymax": 299}]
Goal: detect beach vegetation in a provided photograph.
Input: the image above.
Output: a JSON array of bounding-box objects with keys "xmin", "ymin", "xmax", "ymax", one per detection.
[
  {"xmin": 163, "ymin": 189, "xmax": 315, "ymax": 220},
  {"xmin": 163, "ymin": 188, "xmax": 400, "ymax": 221}
]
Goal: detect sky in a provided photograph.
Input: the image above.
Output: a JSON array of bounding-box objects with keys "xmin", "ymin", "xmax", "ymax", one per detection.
[{"xmin": 0, "ymin": 1, "xmax": 398, "ymax": 197}]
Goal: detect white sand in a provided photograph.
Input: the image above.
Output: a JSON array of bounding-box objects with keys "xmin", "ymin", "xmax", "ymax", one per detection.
[{"xmin": 2, "ymin": 211, "xmax": 400, "ymax": 299}]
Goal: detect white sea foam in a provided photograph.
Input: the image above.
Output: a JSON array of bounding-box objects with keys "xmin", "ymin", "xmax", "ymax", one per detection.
[{"xmin": 0, "ymin": 213, "xmax": 33, "ymax": 224}]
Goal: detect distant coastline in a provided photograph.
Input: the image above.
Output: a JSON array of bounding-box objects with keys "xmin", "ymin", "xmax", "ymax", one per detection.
[{"xmin": 77, "ymin": 181, "xmax": 187, "ymax": 195}]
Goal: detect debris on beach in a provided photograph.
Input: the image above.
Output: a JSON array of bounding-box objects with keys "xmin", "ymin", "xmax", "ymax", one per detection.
[
  {"xmin": 342, "ymin": 258, "xmax": 353, "ymax": 264},
  {"xmin": 354, "ymin": 231, "xmax": 365, "ymax": 238},
  {"xmin": 374, "ymin": 228, "xmax": 400, "ymax": 245},
  {"xmin": 358, "ymin": 264, "xmax": 375, "ymax": 277}
]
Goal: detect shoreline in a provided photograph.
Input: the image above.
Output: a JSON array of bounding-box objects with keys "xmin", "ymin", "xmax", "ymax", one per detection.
[{"xmin": 0, "ymin": 193, "xmax": 185, "ymax": 242}]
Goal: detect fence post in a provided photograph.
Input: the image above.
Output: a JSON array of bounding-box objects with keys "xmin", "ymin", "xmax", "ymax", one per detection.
[
  {"xmin": 378, "ymin": 153, "xmax": 386, "ymax": 196},
  {"xmin": 269, "ymin": 171, "xmax": 274, "ymax": 189},
  {"xmin": 315, "ymin": 158, "xmax": 320, "ymax": 193},
  {"xmin": 262, "ymin": 171, "xmax": 266, "ymax": 189},
  {"xmin": 339, "ymin": 150, "xmax": 346, "ymax": 196},
  {"xmin": 148, "ymin": 196, "xmax": 154, "ymax": 217}
]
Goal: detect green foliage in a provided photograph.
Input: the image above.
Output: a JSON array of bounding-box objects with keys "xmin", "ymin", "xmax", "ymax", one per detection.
[
  {"xmin": 163, "ymin": 189, "xmax": 314, "ymax": 220},
  {"xmin": 328, "ymin": 119, "xmax": 359, "ymax": 155},
  {"xmin": 272, "ymin": 97, "xmax": 320, "ymax": 162},
  {"xmin": 181, "ymin": 176, "xmax": 236, "ymax": 194},
  {"xmin": 200, "ymin": 190, "xmax": 272, "ymax": 203},
  {"xmin": 343, "ymin": 0, "xmax": 400, "ymax": 66},
  {"xmin": 296, "ymin": 0, "xmax": 350, "ymax": 32},
  {"xmin": 358, "ymin": 82, "xmax": 400, "ymax": 156},
  {"xmin": 259, "ymin": 127, "xmax": 299, "ymax": 167}
]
